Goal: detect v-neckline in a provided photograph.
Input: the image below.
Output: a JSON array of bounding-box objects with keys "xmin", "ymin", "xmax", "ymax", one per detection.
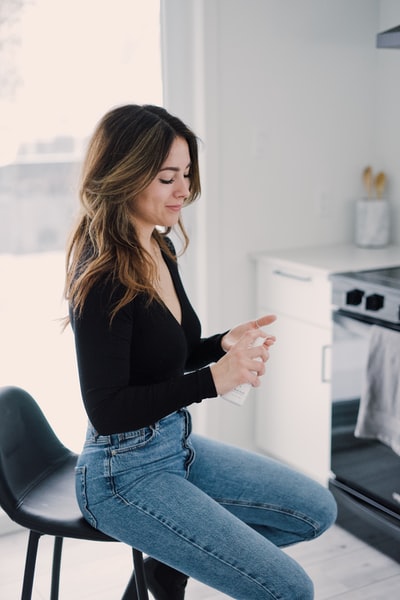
[{"xmin": 158, "ymin": 251, "xmax": 183, "ymax": 326}]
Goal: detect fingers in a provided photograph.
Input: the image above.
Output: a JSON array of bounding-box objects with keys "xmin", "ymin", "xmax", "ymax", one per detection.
[
  {"xmin": 263, "ymin": 334, "xmax": 276, "ymax": 348},
  {"xmin": 234, "ymin": 330, "xmax": 275, "ymax": 369},
  {"xmin": 237, "ymin": 330, "xmax": 275, "ymax": 355},
  {"xmin": 235, "ymin": 359, "xmax": 265, "ymax": 388},
  {"xmin": 247, "ymin": 358, "xmax": 266, "ymax": 387},
  {"xmin": 212, "ymin": 316, "xmax": 276, "ymax": 395},
  {"xmin": 254, "ymin": 314, "xmax": 276, "ymax": 329},
  {"xmin": 249, "ymin": 344, "xmax": 270, "ymax": 363},
  {"xmin": 236, "ymin": 327, "xmax": 267, "ymax": 348},
  {"xmin": 211, "ymin": 341, "xmax": 271, "ymax": 394},
  {"xmin": 252, "ymin": 356, "xmax": 266, "ymax": 376}
]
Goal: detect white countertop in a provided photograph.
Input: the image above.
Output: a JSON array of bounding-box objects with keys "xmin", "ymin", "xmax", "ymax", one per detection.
[{"xmin": 252, "ymin": 244, "xmax": 400, "ymax": 275}]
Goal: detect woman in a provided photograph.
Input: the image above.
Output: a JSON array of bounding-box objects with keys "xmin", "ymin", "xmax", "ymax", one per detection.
[{"xmin": 65, "ymin": 104, "xmax": 336, "ymax": 600}]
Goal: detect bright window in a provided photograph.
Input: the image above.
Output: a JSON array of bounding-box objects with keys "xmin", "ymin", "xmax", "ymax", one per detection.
[{"xmin": 0, "ymin": 0, "xmax": 162, "ymax": 451}]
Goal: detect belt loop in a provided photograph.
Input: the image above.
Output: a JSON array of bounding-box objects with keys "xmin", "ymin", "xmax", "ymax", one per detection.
[{"xmin": 88, "ymin": 421, "xmax": 99, "ymax": 441}]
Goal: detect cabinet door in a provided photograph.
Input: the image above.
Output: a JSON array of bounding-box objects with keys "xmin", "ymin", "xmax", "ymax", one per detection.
[
  {"xmin": 255, "ymin": 312, "xmax": 331, "ymax": 483},
  {"xmin": 255, "ymin": 261, "xmax": 331, "ymax": 327}
]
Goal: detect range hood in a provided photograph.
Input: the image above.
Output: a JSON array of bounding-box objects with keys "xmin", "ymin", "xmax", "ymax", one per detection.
[{"xmin": 377, "ymin": 25, "xmax": 400, "ymax": 48}]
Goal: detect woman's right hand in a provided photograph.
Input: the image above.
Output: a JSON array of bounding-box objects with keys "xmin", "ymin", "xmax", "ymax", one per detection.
[{"xmin": 210, "ymin": 329, "xmax": 274, "ymax": 396}]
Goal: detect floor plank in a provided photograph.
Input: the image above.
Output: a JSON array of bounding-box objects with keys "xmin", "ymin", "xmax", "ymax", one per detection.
[
  {"xmin": 285, "ymin": 526, "xmax": 400, "ymax": 599},
  {"xmin": 1, "ymin": 525, "xmax": 400, "ymax": 599}
]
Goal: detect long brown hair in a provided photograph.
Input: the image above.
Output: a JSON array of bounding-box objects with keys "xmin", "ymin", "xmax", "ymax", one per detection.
[{"xmin": 64, "ymin": 104, "xmax": 201, "ymax": 323}]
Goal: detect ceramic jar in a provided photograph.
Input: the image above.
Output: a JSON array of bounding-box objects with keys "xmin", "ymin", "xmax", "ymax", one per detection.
[{"xmin": 355, "ymin": 198, "xmax": 390, "ymax": 248}]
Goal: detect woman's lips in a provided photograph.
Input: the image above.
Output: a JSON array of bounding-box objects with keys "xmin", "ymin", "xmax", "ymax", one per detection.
[{"xmin": 166, "ymin": 204, "xmax": 182, "ymax": 212}]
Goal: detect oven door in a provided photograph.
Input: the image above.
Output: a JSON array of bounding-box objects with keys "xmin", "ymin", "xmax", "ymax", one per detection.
[
  {"xmin": 331, "ymin": 310, "xmax": 370, "ymax": 406},
  {"xmin": 330, "ymin": 309, "xmax": 400, "ymax": 543}
]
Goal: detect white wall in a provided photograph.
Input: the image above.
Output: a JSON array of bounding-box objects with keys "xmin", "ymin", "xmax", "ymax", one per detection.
[
  {"xmin": 163, "ymin": 0, "xmax": 400, "ymax": 449},
  {"xmin": 376, "ymin": 0, "xmax": 400, "ymax": 243}
]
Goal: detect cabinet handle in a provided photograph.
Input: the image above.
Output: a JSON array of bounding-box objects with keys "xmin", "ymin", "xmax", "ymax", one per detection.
[
  {"xmin": 321, "ymin": 345, "xmax": 331, "ymax": 383},
  {"xmin": 273, "ymin": 269, "xmax": 312, "ymax": 283}
]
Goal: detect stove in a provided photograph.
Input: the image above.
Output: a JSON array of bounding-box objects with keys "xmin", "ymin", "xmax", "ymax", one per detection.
[
  {"xmin": 331, "ymin": 266, "xmax": 400, "ymax": 325},
  {"xmin": 329, "ymin": 263, "xmax": 400, "ymax": 562}
]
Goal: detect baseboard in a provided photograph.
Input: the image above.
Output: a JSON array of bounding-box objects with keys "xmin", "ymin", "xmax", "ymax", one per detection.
[{"xmin": 0, "ymin": 509, "xmax": 22, "ymax": 536}]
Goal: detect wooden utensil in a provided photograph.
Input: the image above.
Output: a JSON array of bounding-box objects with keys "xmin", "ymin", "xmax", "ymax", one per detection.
[
  {"xmin": 362, "ymin": 166, "xmax": 373, "ymax": 199},
  {"xmin": 374, "ymin": 171, "xmax": 386, "ymax": 199}
]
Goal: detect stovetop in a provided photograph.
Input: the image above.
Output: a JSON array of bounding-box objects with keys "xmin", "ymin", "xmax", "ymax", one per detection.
[
  {"xmin": 331, "ymin": 266, "xmax": 400, "ymax": 324},
  {"xmin": 339, "ymin": 266, "xmax": 400, "ymax": 291}
]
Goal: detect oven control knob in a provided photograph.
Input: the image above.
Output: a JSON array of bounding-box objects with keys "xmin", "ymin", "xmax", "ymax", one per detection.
[
  {"xmin": 365, "ymin": 293, "xmax": 384, "ymax": 311},
  {"xmin": 346, "ymin": 289, "xmax": 364, "ymax": 306}
]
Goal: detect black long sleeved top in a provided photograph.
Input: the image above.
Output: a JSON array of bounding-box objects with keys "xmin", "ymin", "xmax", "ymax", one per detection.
[{"xmin": 70, "ymin": 248, "xmax": 225, "ymax": 434}]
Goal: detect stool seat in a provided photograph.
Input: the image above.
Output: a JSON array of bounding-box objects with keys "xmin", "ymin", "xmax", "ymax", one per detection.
[{"xmin": 14, "ymin": 453, "xmax": 112, "ymax": 541}]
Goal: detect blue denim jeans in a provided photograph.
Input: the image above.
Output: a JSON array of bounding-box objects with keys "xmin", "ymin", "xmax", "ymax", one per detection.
[{"xmin": 75, "ymin": 409, "xmax": 337, "ymax": 599}]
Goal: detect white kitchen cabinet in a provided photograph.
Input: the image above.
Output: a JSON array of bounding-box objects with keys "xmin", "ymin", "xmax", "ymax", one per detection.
[
  {"xmin": 254, "ymin": 259, "xmax": 331, "ymax": 483},
  {"xmin": 253, "ymin": 245, "xmax": 400, "ymax": 484},
  {"xmin": 256, "ymin": 312, "xmax": 332, "ymax": 483}
]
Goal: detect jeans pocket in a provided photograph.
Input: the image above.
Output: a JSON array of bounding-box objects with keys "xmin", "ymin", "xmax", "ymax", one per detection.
[
  {"xmin": 75, "ymin": 465, "xmax": 98, "ymax": 529},
  {"xmin": 111, "ymin": 425, "xmax": 158, "ymax": 456},
  {"xmin": 109, "ymin": 426, "xmax": 161, "ymax": 484}
]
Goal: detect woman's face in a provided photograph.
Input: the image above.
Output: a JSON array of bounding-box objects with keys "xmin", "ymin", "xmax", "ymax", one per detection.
[{"xmin": 130, "ymin": 136, "xmax": 191, "ymax": 236}]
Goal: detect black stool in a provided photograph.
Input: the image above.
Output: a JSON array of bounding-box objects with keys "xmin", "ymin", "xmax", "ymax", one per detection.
[{"xmin": 0, "ymin": 385, "xmax": 149, "ymax": 599}]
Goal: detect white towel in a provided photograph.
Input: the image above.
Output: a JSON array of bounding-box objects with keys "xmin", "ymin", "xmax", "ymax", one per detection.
[{"xmin": 355, "ymin": 324, "xmax": 400, "ymax": 456}]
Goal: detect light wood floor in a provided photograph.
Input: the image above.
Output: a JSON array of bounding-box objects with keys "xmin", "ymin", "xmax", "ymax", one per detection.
[{"xmin": 1, "ymin": 524, "xmax": 399, "ymax": 599}]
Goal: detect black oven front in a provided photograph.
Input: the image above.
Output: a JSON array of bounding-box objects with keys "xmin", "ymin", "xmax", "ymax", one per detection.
[{"xmin": 329, "ymin": 267, "xmax": 400, "ymax": 562}]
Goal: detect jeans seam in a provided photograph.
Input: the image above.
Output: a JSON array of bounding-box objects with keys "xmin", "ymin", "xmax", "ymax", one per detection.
[
  {"xmin": 216, "ymin": 499, "xmax": 321, "ymax": 540},
  {"xmin": 75, "ymin": 465, "xmax": 98, "ymax": 529},
  {"xmin": 114, "ymin": 492, "xmax": 281, "ymax": 600}
]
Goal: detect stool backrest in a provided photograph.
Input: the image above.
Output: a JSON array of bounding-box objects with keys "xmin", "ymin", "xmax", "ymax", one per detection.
[{"xmin": 0, "ymin": 386, "xmax": 71, "ymax": 522}]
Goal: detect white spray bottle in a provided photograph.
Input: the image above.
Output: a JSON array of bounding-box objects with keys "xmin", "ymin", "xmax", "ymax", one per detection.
[{"xmin": 221, "ymin": 334, "xmax": 265, "ymax": 406}]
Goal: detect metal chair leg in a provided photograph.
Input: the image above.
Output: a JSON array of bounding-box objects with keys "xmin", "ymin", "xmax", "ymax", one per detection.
[
  {"xmin": 132, "ymin": 549, "xmax": 149, "ymax": 600},
  {"xmin": 21, "ymin": 530, "xmax": 41, "ymax": 600},
  {"xmin": 50, "ymin": 537, "xmax": 63, "ymax": 600},
  {"xmin": 21, "ymin": 530, "xmax": 146, "ymax": 600}
]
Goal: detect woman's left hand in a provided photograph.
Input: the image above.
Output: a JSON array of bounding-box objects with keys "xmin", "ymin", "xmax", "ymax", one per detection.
[{"xmin": 221, "ymin": 314, "xmax": 277, "ymax": 353}]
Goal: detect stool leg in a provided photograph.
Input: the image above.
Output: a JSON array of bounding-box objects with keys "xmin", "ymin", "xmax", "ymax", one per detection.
[
  {"xmin": 132, "ymin": 549, "xmax": 149, "ymax": 600},
  {"xmin": 50, "ymin": 537, "xmax": 63, "ymax": 600},
  {"xmin": 21, "ymin": 531, "xmax": 41, "ymax": 600}
]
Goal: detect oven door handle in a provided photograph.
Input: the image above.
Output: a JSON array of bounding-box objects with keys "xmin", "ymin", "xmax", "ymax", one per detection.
[{"xmin": 321, "ymin": 344, "xmax": 331, "ymax": 383}]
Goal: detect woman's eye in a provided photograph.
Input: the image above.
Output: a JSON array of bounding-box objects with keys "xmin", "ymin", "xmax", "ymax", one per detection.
[{"xmin": 159, "ymin": 173, "xmax": 190, "ymax": 184}]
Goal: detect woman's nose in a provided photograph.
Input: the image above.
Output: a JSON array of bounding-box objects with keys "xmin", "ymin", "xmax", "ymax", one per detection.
[{"xmin": 175, "ymin": 177, "xmax": 190, "ymax": 198}]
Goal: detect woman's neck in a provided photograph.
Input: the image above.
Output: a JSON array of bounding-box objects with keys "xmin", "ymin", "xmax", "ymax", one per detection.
[{"xmin": 136, "ymin": 227, "xmax": 157, "ymax": 256}]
